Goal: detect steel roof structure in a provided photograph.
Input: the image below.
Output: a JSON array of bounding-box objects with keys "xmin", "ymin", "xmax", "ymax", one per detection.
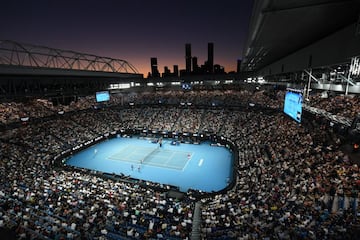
[
  {"xmin": 0, "ymin": 40, "xmax": 139, "ymax": 74},
  {"xmin": 242, "ymin": 0, "xmax": 360, "ymax": 73}
]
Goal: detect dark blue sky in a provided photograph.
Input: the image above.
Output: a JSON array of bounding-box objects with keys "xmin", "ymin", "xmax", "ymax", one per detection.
[{"xmin": 0, "ymin": 0, "xmax": 253, "ymax": 75}]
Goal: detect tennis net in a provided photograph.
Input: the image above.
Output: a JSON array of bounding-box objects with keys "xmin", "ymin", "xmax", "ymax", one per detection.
[{"xmin": 140, "ymin": 145, "xmax": 160, "ymax": 164}]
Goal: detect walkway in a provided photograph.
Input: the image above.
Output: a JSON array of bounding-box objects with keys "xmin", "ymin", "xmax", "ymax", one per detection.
[{"xmin": 191, "ymin": 201, "xmax": 202, "ymax": 240}]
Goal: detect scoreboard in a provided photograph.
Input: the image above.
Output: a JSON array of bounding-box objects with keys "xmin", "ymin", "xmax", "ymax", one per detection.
[{"xmin": 284, "ymin": 89, "xmax": 303, "ymax": 123}]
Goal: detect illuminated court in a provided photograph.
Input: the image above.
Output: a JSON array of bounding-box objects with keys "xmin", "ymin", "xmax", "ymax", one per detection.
[
  {"xmin": 108, "ymin": 145, "xmax": 192, "ymax": 170},
  {"xmin": 65, "ymin": 136, "xmax": 233, "ymax": 192}
]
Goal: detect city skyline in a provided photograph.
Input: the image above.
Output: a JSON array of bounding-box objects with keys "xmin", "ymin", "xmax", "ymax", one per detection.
[
  {"xmin": 150, "ymin": 42, "xmax": 227, "ymax": 78},
  {"xmin": 0, "ymin": 0, "xmax": 253, "ymax": 75}
]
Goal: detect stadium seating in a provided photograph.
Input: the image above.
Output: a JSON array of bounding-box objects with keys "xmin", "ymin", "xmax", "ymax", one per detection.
[{"xmin": 0, "ymin": 88, "xmax": 359, "ymax": 239}]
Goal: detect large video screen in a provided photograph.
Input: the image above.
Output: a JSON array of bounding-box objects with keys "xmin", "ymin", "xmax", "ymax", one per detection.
[
  {"xmin": 95, "ymin": 91, "xmax": 110, "ymax": 102},
  {"xmin": 181, "ymin": 82, "xmax": 192, "ymax": 90},
  {"xmin": 283, "ymin": 90, "xmax": 303, "ymax": 123}
]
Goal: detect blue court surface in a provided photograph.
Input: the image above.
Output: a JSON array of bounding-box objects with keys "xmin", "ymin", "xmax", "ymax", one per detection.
[{"xmin": 65, "ymin": 137, "xmax": 233, "ymax": 192}]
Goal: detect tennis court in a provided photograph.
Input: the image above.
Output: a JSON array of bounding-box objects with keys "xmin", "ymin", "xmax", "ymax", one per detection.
[
  {"xmin": 65, "ymin": 136, "xmax": 233, "ymax": 192},
  {"xmin": 108, "ymin": 145, "xmax": 191, "ymax": 170}
]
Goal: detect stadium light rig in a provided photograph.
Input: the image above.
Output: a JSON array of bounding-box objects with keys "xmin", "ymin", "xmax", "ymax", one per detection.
[
  {"xmin": 350, "ymin": 56, "xmax": 360, "ymax": 76},
  {"xmin": 257, "ymin": 76, "xmax": 265, "ymax": 84}
]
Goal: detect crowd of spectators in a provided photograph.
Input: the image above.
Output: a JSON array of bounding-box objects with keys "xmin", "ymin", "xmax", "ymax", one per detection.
[
  {"xmin": 0, "ymin": 112, "xmax": 196, "ymax": 239},
  {"xmin": 200, "ymin": 112, "xmax": 360, "ymax": 239},
  {"xmin": 0, "ymin": 87, "xmax": 359, "ymax": 239},
  {"xmin": 1, "ymin": 87, "xmax": 358, "ymax": 126},
  {"xmin": 306, "ymin": 92, "xmax": 360, "ymax": 120}
]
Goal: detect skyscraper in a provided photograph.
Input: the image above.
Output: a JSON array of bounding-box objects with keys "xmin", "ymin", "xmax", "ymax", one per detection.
[
  {"xmin": 162, "ymin": 66, "xmax": 171, "ymax": 77},
  {"xmin": 150, "ymin": 57, "xmax": 160, "ymax": 78},
  {"xmin": 192, "ymin": 57, "xmax": 198, "ymax": 73},
  {"xmin": 207, "ymin": 42, "xmax": 214, "ymax": 73},
  {"xmin": 173, "ymin": 65, "xmax": 179, "ymax": 77},
  {"xmin": 237, "ymin": 59, "xmax": 242, "ymax": 73},
  {"xmin": 185, "ymin": 43, "xmax": 192, "ymax": 73}
]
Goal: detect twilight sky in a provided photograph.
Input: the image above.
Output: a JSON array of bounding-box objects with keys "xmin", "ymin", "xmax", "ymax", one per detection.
[{"xmin": 0, "ymin": 0, "xmax": 253, "ymax": 76}]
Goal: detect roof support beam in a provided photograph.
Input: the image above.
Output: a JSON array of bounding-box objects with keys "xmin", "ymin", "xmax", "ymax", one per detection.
[{"xmin": 262, "ymin": 0, "xmax": 354, "ymax": 13}]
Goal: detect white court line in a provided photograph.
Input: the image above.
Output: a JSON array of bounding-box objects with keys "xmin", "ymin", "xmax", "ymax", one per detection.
[
  {"xmin": 198, "ymin": 159, "xmax": 203, "ymax": 167},
  {"xmin": 181, "ymin": 152, "xmax": 193, "ymax": 171},
  {"xmin": 182, "ymin": 159, "xmax": 190, "ymax": 172},
  {"xmin": 147, "ymin": 151, "xmax": 188, "ymax": 171},
  {"xmin": 107, "ymin": 146, "xmax": 193, "ymax": 171},
  {"xmin": 142, "ymin": 161, "xmax": 184, "ymax": 170},
  {"xmin": 165, "ymin": 152, "xmax": 176, "ymax": 165}
]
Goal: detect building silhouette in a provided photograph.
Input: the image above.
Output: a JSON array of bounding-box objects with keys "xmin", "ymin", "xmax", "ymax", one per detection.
[
  {"xmin": 150, "ymin": 57, "xmax": 160, "ymax": 78},
  {"xmin": 207, "ymin": 42, "xmax": 214, "ymax": 73},
  {"xmin": 192, "ymin": 57, "xmax": 199, "ymax": 73},
  {"xmin": 149, "ymin": 42, "xmax": 231, "ymax": 78},
  {"xmin": 162, "ymin": 66, "xmax": 171, "ymax": 78},
  {"xmin": 214, "ymin": 64, "xmax": 225, "ymax": 74},
  {"xmin": 185, "ymin": 43, "xmax": 192, "ymax": 73},
  {"xmin": 173, "ymin": 65, "xmax": 179, "ymax": 77},
  {"xmin": 237, "ymin": 59, "xmax": 242, "ymax": 73}
]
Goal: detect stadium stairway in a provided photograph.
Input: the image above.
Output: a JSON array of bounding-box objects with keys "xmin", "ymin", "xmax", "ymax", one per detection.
[
  {"xmin": 191, "ymin": 201, "xmax": 202, "ymax": 240},
  {"xmin": 323, "ymin": 193, "xmax": 359, "ymax": 216}
]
